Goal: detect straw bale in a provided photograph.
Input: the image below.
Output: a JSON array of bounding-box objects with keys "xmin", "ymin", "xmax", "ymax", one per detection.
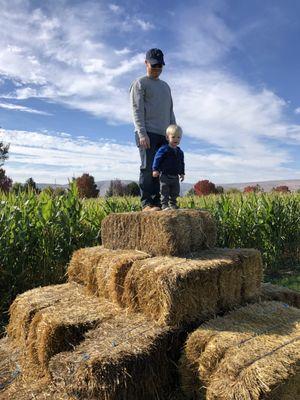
[
  {"xmin": 67, "ymin": 246, "xmax": 109, "ymax": 294},
  {"xmin": 94, "ymin": 249, "xmax": 150, "ymax": 305},
  {"xmin": 7, "ymin": 282, "xmax": 83, "ymax": 347},
  {"xmin": 26, "ymin": 288, "xmax": 119, "ymax": 374},
  {"xmin": 261, "ymin": 282, "xmax": 300, "ymax": 308},
  {"xmin": 122, "ymin": 248, "xmax": 263, "ymax": 325},
  {"xmin": 49, "ymin": 312, "xmax": 183, "ymax": 400},
  {"xmin": 180, "ymin": 301, "xmax": 300, "ymax": 400},
  {"xmin": 0, "ymin": 337, "xmax": 73, "ymax": 399},
  {"xmin": 68, "ymin": 246, "xmax": 150, "ymax": 303},
  {"xmin": 101, "ymin": 209, "xmax": 217, "ymax": 256}
]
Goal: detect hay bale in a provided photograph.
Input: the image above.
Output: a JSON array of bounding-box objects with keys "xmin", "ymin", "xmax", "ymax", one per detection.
[
  {"xmin": 0, "ymin": 337, "xmax": 72, "ymax": 399},
  {"xmin": 179, "ymin": 301, "xmax": 300, "ymax": 400},
  {"xmin": 101, "ymin": 209, "xmax": 217, "ymax": 256},
  {"xmin": 261, "ymin": 282, "xmax": 300, "ymax": 308},
  {"xmin": 67, "ymin": 246, "xmax": 109, "ymax": 294},
  {"xmin": 7, "ymin": 283, "xmax": 83, "ymax": 347},
  {"xmin": 68, "ymin": 246, "xmax": 150, "ymax": 304},
  {"xmin": 49, "ymin": 312, "xmax": 183, "ymax": 400},
  {"xmin": 26, "ymin": 287, "xmax": 119, "ymax": 374},
  {"xmin": 122, "ymin": 248, "xmax": 263, "ymax": 325}
]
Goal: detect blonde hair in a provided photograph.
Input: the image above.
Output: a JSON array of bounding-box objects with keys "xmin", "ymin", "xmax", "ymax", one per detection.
[{"xmin": 166, "ymin": 124, "xmax": 183, "ymax": 137}]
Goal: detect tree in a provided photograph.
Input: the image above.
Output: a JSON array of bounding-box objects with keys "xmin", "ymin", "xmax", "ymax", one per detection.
[
  {"xmin": 11, "ymin": 182, "xmax": 24, "ymax": 194},
  {"xmin": 76, "ymin": 173, "xmax": 99, "ymax": 198},
  {"xmin": 243, "ymin": 184, "xmax": 263, "ymax": 193},
  {"xmin": 226, "ymin": 187, "xmax": 241, "ymax": 194},
  {"xmin": 125, "ymin": 181, "xmax": 140, "ymax": 196},
  {"xmin": 0, "ymin": 142, "xmax": 9, "ymax": 167},
  {"xmin": 106, "ymin": 179, "xmax": 126, "ymax": 197},
  {"xmin": 24, "ymin": 177, "xmax": 40, "ymax": 194},
  {"xmin": 0, "ymin": 169, "xmax": 12, "ymax": 193},
  {"xmin": 186, "ymin": 187, "xmax": 195, "ymax": 196},
  {"xmin": 194, "ymin": 180, "xmax": 218, "ymax": 196},
  {"xmin": 272, "ymin": 185, "xmax": 290, "ymax": 193},
  {"xmin": 216, "ymin": 185, "xmax": 224, "ymax": 194}
]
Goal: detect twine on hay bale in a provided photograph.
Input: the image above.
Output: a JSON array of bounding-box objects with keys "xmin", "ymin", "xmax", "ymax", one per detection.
[
  {"xmin": 179, "ymin": 301, "xmax": 300, "ymax": 400},
  {"xmin": 7, "ymin": 283, "xmax": 83, "ymax": 347},
  {"xmin": 122, "ymin": 248, "xmax": 263, "ymax": 326},
  {"xmin": 25, "ymin": 287, "xmax": 118, "ymax": 375},
  {"xmin": 101, "ymin": 209, "xmax": 217, "ymax": 256},
  {"xmin": 49, "ymin": 312, "xmax": 183, "ymax": 400},
  {"xmin": 261, "ymin": 282, "xmax": 300, "ymax": 308},
  {"xmin": 0, "ymin": 337, "xmax": 71, "ymax": 400},
  {"xmin": 68, "ymin": 247, "xmax": 150, "ymax": 305}
]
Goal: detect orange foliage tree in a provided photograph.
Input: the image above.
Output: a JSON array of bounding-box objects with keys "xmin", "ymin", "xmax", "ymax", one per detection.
[
  {"xmin": 272, "ymin": 185, "xmax": 290, "ymax": 193},
  {"xmin": 194, "ymin": 179, "xmax": 217, "ymax": 196},
  {"xmin": 75, "ymin": 173, "xmax": 99, "ymax": 198}
]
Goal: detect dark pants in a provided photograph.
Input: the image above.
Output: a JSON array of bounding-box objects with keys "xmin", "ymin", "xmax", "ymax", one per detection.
[
  {"xmin": 136, "ymin": 132, "xmax": 168, "ymax": 208},
  {"xmin": 160, "ymin": 174, "xmax": 180, "ymax": 208}
]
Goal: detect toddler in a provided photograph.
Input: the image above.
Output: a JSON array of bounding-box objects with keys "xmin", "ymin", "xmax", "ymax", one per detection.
[{"xmin": 152, "ymin": 124, "xmax": 185, "ymax": 210}]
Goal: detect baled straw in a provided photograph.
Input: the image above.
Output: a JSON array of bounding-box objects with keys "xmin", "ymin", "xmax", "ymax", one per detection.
[
  {"xmin": 123, "ymin": 248, "xmax": 263, "ymax": 326},
  {"xmin": 180, "ymin": 301, "xmax": 300, "ymax": 400},
  {"xmin": 7, "ymin": 283, "xmax": 82, "ymax": 347},
  {"xmin": 67, "ymin": 246, "xmax": 109, "ymax": 294},
  {"xmin": 261, "ymin": 282, "xmax": 300, "ymax": 308},
  {"xmin": 26, "ymin": 286, "xmax": 118, "ymax": 374},
  {"xmin": 101, "ymin": 209, "xmax": 217, "ymax": 256},
  {"xmin": 49, "ymin": 312, "xmax": 182, "ymax": 400},
  {"xmin": 94, "ymin": 249, "xmax": 149, "ymax": 305},
  {"xmin": 68, "ymin": 246, "xmax": 150, "ymax": 304}
]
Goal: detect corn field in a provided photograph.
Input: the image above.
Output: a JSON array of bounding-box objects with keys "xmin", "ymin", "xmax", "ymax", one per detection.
[{"xmin": 0, "ymin": 189, "xmax": 299, "ymax": 332}]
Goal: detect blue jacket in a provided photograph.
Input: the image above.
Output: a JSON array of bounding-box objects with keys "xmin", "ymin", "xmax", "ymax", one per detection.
[{"xmin": 152, "ymin": 144, "xmax": 185, "ymax": 175}]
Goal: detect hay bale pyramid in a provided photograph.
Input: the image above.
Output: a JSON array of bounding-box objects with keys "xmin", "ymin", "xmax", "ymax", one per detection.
[{"xmin": 1, "ymin": 209, "xmax": 299, "ymax": 400}]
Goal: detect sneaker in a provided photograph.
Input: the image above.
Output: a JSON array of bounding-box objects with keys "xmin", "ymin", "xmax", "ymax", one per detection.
[
  {"xmin": 162, "ymin": 206, "xmax": 171, "ymax": 211},
  {"xmin": 169, "ymin": 205, "xmax": 179, "ymax": 210},
  {"xmin": 142, "ymin": 205, "xmax": 154, "ymax": 212},
  {"xmin": 142, "ymin": 205, "xmax": 161, "ymax": 212}
]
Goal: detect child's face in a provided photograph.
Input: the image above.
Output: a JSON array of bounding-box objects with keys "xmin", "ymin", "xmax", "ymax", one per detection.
[{"xmin": 167, "ymin": 131, "xmax": 182, "ymax": 148}]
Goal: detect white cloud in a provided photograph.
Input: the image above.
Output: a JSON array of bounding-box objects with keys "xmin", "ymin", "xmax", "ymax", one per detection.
[
  {"xmin": 1, "ymin": 128, "xmax": 299, "ymax": 185},
  {"xmin": 295, "ymin": 107, "xmax": 300, "ymax": 114},
  {"xmin": 109, "ymin": 4, "xmax": 121, "ymax": 13},
  {"xmin": 135, "ymin": 18, "xmax": 154, "ymax": 31},
  {"xmin": 0, "ymin": 102, "xmax": 51, "ymax": 115}
]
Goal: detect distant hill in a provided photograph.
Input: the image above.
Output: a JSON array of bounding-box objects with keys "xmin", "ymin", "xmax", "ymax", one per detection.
[{"xmin": 37, "ymin": 179, "xmax": 300, "ymax": 196}]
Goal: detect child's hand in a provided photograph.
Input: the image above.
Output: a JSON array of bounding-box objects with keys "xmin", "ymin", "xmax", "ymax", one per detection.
[
  {"xmin": 180, "ymin": 174, "xmax": 185, "ymax": 182},
  {"xmin": 152, "ymin": 170, "xmax": 160, "ymax": 178}
]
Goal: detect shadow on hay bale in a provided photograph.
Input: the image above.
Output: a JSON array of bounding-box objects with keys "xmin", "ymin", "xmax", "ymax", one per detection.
[
  {"xmin": 49, "ymin": 312, "xmax": 185, "ymax": 400},
  {"xmin": 122, "ymin": 248, "xmax": 263, "ymax": 325},
  {"xmin": 261, "ymin": 282, "xmax": 300, "ymax": 308},
  {"xmin": 68, "ymin": 247, "xmax": 150, "ymax": 304},
  {"xmin": 179, "ymin": 301, "xmax": 300, "ymax": 400},
  {"xmin": 101, "ymin": 209, "xmax": 217, "ymax": 256}
]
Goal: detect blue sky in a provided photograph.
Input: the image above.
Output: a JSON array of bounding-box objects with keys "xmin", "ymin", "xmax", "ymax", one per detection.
[{"xmin": 0, "ymin": 0, "xmax": 300, "ymax": 184}]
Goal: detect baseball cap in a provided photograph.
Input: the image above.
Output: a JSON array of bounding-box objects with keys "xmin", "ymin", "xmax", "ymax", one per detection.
[{"xmin": 145, "ymin": 48, "xmax": 165, "ymax": 66}]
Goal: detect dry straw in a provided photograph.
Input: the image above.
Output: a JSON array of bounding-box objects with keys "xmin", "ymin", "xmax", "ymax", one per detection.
[
  {"xmin": 49, "ymin": 311, "xmax": 182, "ymax": 400},
  {"xmin": 0, "ymin": 337, "xmax": 71, "ymax": 399},
  {"xmin": 261, "ymin": 282, "xmax": 300, "ymax": 308},
  {"xmin": 101, "ymin": 209, "xmax": 217, "ymax": 256},
  {"xmin": 180, "ymin": 301, "xmax": 300, "ymax": 400},
  {"xmin": 122, "ymin": 248, "xmax": 263, "ymax": 326},
  {"xmin": 68, "ymin": 246, "xmax": 150, "ymax": 305},
  {"xmin": 25, "ymin": 286, "xmax": 119, "ymax": 374},
  {"xmin": 7, "ymin": 283, "xmax": 81, "ymax": 347}
]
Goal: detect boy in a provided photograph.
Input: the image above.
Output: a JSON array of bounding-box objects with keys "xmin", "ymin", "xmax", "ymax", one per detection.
[{"xmin": 152, "ymin": 125, "xmax": 185, "ymax": 210}]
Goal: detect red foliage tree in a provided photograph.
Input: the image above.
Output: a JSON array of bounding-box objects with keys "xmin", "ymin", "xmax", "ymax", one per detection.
[
  {"xmin": 243, "ymin": 184, "xmax": 263, "ymax": 193},
  {"xmin": 272, "ymin": 185, "xmax": 290, "ymax": 193},
  {"xmin": 0, "ymin": 168, "xmax": 12, "ymax": 193},
  {"xmin": 76, "ymin": 173, "xmax": 99, "ymax": 198},
  {"xmin": 194, "ymin": 180, "xmax": 217, "ymax": 196}
]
